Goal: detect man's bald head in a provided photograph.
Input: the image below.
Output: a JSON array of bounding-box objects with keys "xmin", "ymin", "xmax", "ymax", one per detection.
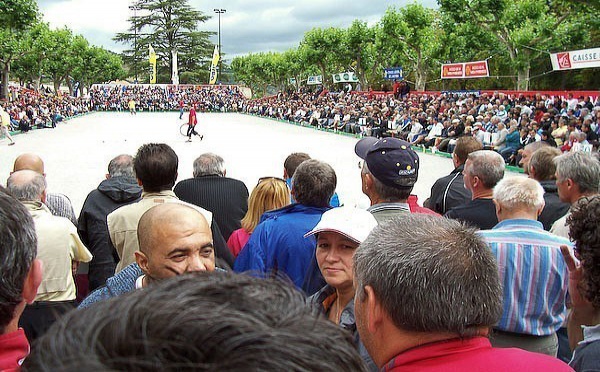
[
  {"xmin": 6, "ymin": 170, "xmax": 47, "ymax": 202},
  {"xmin": 136, "ymin": 203, "xmax": 215, "ymax": 281},
  {"xmin": 137, "ymin": 203, "xmax": 211, "ymax": 255},
  {"xmin": 13, "ymin": 154, "xmax": 45, "ymax": 175}
]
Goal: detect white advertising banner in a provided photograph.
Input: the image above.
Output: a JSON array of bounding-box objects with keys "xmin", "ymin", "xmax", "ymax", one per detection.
[
  {"xmin": 332, "ymin": 72, "xmax": 359, "ymax": 83},
  {"xmin": 550, "ymin": 47, "xmax": 600, "ymax": 71},
  {"xmin": 307, "ymin": 75, "xmax": 323, "ymax": 85},
  {"xmin": 171, "ymin": 50, "xmax": 179, "ymax": 85}
]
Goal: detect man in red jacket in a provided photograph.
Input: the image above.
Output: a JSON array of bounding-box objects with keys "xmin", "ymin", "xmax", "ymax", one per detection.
[
  {"xmin": 0, "ymin": 187, "xmax": 42, "ymax": 371},
  {"xmin": 186, "ymin": 104, "xmax": 203, "ymax": 143},
  {"xmin": 354, "ymin": 137, "xmax": 437, "ymax": 223}
]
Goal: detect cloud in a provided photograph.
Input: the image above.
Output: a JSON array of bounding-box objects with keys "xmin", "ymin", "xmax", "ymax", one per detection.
[{"xmin": 38, "ymin": 0, "xmax": 439, "ymax": 60}]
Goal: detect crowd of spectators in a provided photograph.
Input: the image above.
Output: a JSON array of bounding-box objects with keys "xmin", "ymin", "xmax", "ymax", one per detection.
[
  {"xmin": 5, "ymin": 83, "xmax": 599, "ymax": 170},
  {"xmin": 88, "ymin": 84, "xmax": 245, "ymax": 113},
  {"xmin": 244, "ymin": 89, "xmax": 600, "ymax": 165},
  {"xmin": 3, "ymin": 86, "xmax": 92, "ymax": 132},
  {"xmin": 2, "ymin": 123, "xmax": 600, "ymax": 370}
]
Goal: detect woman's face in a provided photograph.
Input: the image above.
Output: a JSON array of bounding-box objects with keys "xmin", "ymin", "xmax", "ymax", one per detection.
[{"xmin": 316, "ymin": 232, "xmax": 359, "ymax": 291}]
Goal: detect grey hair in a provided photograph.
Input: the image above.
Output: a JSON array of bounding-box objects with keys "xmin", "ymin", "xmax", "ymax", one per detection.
[
  {"xmin": 0, "ymin": 187, "xmax": 37, "ymax": 332},
  {"xmin": 193, "ymin": 153, "xmax": 225, "ymax": 177},
  {"xmin": 554, "ymin": 152, "xmax": 600, "ymax": 194},
  {"xmin": 108, "ymin": 154, "xmax": 136, "ymax": 178},
  {"xmin": 6, "ymin": 170, "xmax": 47, "ymax": 202},
  {"xmin": 493, "ymin": 177, "xmax": 545, "ymax": 212},
  {"xmin": 292, "ymin": 159, "xmax": 336, "ymax": 207},
  {"xmin": 362, "ymin": 162, "xmax": 412, "ymax": 201},
  {"xmin": 466, "ymin": 150, "xmax": 505, "ymax": 189},
  {"xmin": 354, "ymin": 215, "xmax": 502, "ymax": 337}
]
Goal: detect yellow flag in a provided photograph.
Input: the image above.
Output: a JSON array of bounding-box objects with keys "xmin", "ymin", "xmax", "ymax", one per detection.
[
  {"xmin": 209, "ymin": 45, "xmax": 219, "ymax": 85},
  {"xmin": 149, "ymin": 44, "xmax": 157, "ymax": 84}
]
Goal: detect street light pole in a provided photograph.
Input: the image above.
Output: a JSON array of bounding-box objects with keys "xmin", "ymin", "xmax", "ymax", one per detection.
[
  {"xmin": 213, "ymin": 8, "xmax": 226, "ymax": 83},
  {"xmin": 129, "ymin": 2, "xmax": 140, "ymax": 84}
]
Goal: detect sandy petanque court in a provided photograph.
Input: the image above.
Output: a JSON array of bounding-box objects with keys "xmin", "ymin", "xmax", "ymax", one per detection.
[{"xmin": 1, "ymin": 111, "xmax": 458, "ymax": 214}]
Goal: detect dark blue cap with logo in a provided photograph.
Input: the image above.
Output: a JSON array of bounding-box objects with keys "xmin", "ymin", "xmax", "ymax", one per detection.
[{"xmin": 355, "ymin": 137, "xmax": 419, "ymax": 188}]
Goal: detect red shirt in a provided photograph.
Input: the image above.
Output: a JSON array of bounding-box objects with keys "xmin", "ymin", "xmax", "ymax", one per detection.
[
  {"xmin": 408, "ymin": 195, "xmax": 439, "ymax": 216},
  {"xmin": 382, "ymin": 337, "xmax": 572, "ymax": 372},
  {"xmin": 188, "ymin": 107, "xmax": 197, "ymax": 126},
  {"xmin": 0, "ymin": 329, "xmax": 30, "ymax": 371}
]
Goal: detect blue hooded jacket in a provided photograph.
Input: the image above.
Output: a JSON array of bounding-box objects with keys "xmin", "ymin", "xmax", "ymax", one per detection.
[{"xmin": 234, "ymin": 203, "xmax": 328, "ymax": 295}]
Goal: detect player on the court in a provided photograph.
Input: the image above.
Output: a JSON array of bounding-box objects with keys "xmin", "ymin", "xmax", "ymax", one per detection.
[{"xmin": 186, "ymin": 104, "xmax": 203, "ymax": 142}]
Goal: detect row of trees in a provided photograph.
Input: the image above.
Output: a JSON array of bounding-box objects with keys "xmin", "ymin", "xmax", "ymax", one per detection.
[
  {"xmin": 231, "ymin": 0, "xmax": 599, "ymax": 95},
  {"xmin": 0, "ymin": 0, "xmax": 125, "ymax": 99}
]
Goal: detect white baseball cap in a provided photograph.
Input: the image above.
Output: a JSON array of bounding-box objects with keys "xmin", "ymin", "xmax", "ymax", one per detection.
[{"xmin": 305, "ymin": 206, "xmax": 377, "ymax": 244}]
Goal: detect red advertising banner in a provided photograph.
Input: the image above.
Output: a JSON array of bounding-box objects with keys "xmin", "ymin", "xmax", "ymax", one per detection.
[
  {"xmin": 441, "ymin": 60, "xmax": 489, "ymax": 79},
  {"xmin": 441, "ymin": 63, "xmax": 464, "ymax": 79},
  {"xmin": 465, "ymin": 61, "xmax": 489, "ymax": 78}
]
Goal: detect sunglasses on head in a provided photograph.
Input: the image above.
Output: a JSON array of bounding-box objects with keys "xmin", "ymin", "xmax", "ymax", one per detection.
[{"xmin": 257, "ymin": 177, "xmax": 288, "ymax": 186}]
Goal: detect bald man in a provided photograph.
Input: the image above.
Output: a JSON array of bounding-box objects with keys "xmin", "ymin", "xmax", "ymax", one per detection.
[
  {"xmin": 12, "ymin": 153, "xmax": 77, "ymax": 225},
  {"xmin": 79, "ymin": 203, "xmax": 217, "ymax": 308}
]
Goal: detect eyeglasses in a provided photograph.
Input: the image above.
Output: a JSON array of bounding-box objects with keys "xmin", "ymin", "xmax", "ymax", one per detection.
[
  {"xmin": 257, "ymin": 177, "xmax": 288, "ymax": 187},
  {"xmin": 357, "ymin": 160, "xmax": 363, "ymax": 170}
]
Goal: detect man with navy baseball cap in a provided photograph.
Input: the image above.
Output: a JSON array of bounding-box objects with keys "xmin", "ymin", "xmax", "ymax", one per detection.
[{"xmin": 355, "ymin": 137, "xmax": 437, "ymax": 223}]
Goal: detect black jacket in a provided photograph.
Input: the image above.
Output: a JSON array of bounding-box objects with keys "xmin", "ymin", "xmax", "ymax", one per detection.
[
  {"xmin": 78, "ymin": 177, "xmax": 142, "ymax": 291},
  {"xmin": 425, "ymin": 164, "xmax": 471, "ymax": 215},
  {"xmin": 538, "ymin": 180, "xmax": 570, "ymax": 231},
  {"xmin": 445, "ymin": 198, "xmax": 498, "ymax": 230},
  {"xmin": 174, "ymin": 175, "xmax": 249, "ymax": 241}
]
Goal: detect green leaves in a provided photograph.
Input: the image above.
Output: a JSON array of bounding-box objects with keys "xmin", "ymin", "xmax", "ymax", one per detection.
[{"xmin": 114, "ymin": 0, "xmax": 214, "ymax": 83}]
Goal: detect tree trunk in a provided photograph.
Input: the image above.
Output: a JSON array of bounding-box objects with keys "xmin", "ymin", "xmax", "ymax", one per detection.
[
  {"xmin": 414, "ymin": 62, "xmax": 426, "ymax": 91},
  {"xmin": 517, "ymin": 65, "xmax": 530, "ymax": 91},
  {"xmin": 1, "ymin": 63, "xmax": 10, "ymax": 100},
  {"xmin": 33, "ymin": 75, "xmax": 41, "ymax": 92},
  {"xmin": 319, "ymin": 64, "xmax": 327, "ymax": 89},
  {"xmin": 66, "ymin": 78, "xmax": 74, "ymax": 96},
  {"xmin": 53, "ymin": 77, "xmax": 61, "ymax": 95}
]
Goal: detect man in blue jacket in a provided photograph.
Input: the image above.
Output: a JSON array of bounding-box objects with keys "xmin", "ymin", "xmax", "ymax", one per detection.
[{"xmin": 235, "ymin": 159, "xmax": 337, "ymax": 295}]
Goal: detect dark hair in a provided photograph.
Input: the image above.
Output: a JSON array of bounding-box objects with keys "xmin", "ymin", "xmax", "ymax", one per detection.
[
  {"xmin": 292, "ymin": 159, "xmax": 337, "ymax": 207},
  {"xmin": 0, "ymin": 187, "xmax": 38, "ymax": 332},
  {"xmin": 453, "ymin": 136, "xmax": 483, "ymax": 164},
  {"xmin": 528, "ymin": 146, "xmax": 561, "ymax": 181},
  {"xmin": 24, "ymin": 273, "xmax": 366, "ymax": 371},
  {"xmin": 567, "ymin": 195, "xmax": 600, "ymax": 309},
  {"xmin": 134, "ymin": 144, "xmax": 178, "ymax": 192},
  {"xmin": 284, "ymin": 152, "xmax": 311, "ymax": 178},
  {"xmin": 354, "ymin": 215, "xmax": 502, "ymax": 337}
]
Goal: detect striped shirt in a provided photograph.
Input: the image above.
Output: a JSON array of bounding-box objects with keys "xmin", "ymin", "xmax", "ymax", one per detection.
[{"xmin": 478, "ymin": 219, "xmax": 571, "ymax": 336}]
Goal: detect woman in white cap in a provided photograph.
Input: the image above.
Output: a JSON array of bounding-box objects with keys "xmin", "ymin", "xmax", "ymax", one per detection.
[{"xmin": 307, "ymin": 206, "xmax": 378, "ymax": 371}]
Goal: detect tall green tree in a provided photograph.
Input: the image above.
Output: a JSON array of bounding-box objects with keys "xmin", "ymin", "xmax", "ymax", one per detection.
[
  {"xmin": 438, "ymin": 0, "xmax": 590, "ymax": 90},
  {"xmin": 11, "ymin": 22, "xmax": 53, "ymax": 91},
  {"xmin": 378, "ymin": 4, "xmax": 443, "ymax": 91},
  {"xmin": 43, "ymin": 28, "xmax": 89, "ymax": 94},
  {"xmin": 0, "ymin": 0, "xmax": 39, "ymax": 98},
  {"xmin": 343, "ymin": 20, "xmax": 376, "ymax": 89},
  {"xmin": 114, "ymin": 0, "xmax": 214, "ymax": 84},
  {"xmin": 71, "ymin": 47, "xmax": 126, "ymax": 96},
  {"xmin": 299, "ymin": 27, "xmax": 345, "ymax": 88}
]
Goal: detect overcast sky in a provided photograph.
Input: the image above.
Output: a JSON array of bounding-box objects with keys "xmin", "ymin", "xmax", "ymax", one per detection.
[{"xmin": 38, "ymin": 0, "xmax": 438, "ymax": 60}]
